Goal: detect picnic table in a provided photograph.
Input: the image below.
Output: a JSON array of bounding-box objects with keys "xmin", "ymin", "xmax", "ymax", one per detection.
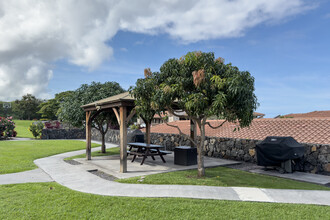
[{"xmin": 127, "ymin": 142, "xmax": 171, "ymax": 165}]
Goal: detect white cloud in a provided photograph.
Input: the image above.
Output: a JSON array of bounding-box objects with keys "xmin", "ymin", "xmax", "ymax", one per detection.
[{"xmin": 0, "ymin": 0, "xmax": 313, "ymax": 100}]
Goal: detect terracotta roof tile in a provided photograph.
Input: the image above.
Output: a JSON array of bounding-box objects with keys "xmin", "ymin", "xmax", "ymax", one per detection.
[
  {"xmin": 282, "ymin": 110, "xmax": 330, "ymax": 118},
  {"xmin": 146, "ymin": 118, "xmax": 330, "ymax": 145}
]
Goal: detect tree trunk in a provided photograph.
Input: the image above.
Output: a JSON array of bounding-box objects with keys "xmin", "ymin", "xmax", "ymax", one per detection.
[
  {"xmin": 146, "ymin": 122, "xmax": 151, "ymax": 144},
  {"xmin": 197, "ymin": 121, "xmax": 205, "ymax": 177},
  {"xmin": 97, "ymin": 120, "xmax": 106, "ymax": 153},
  {"xmin": 101, "ymin": 132, "xmax": 106, "ymax": 153}
]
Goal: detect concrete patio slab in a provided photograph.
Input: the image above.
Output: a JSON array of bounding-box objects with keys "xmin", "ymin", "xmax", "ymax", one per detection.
[
  {"xmin": 250, "ymin": 169, "xmax": 330, "ymax": 185},
  {"xmin": 73, "ymin": 153, "xmax": 241, "ymax": 179}
]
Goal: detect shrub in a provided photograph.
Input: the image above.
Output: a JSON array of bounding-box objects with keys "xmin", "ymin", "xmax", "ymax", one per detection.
[
  {"xmin": 28, "ymin": 122, "xmax": 44, "ymax": 139},
  {"xmin": 129, "ymin": 124, "xmax": 140, "ymax": 130},
  {"xmin": 0, "ymin": 116, "xmax": 16, "ymax": 139}
]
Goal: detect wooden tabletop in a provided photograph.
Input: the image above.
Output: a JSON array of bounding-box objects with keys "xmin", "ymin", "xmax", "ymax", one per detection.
[{"xmin": 127, "ymin": 142, "xmax": 162, "ymax": 148}]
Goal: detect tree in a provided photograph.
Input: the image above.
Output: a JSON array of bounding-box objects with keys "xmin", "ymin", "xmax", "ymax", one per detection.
[
  {"xmin": 13, "ymin": 94, "xmax": 42, "ymax": 120},
  {"xmin": 58, "ymin": 81, "xmax": 125, "ymax": 153},
  {"xmin": 0, "ymin": 102, "xmax": 14, "ymax": 118},
  {"xmin": 38, "ymin": 91, "xmax": 74, "ymax": 120},
  {"xmin": 152, "ymin": 51, "xmax": 258, "ymax": 177},
  {"xmin": 129, "ymin": 68, "xmax": 157, "ymax": 144}
]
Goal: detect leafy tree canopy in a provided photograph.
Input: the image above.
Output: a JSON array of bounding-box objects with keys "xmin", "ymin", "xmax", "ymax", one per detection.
[
  {"xmin": 58, "ymin": 81, "xmax": 125, "ymax": 128},
  {"xmin": 13, "ymin": 94, "xmax": 43, "ymax": 120},
  {"xmin": 38, "ymin": 91, "xmax": 74, "ymax": 120},
  {"xmin": 129, "ymin": 68, "xmax": 157, "ymax": 144},
  {"xmin": 153, "ymin": 51, "xmax": 258, "ymax": 127},
  {"xmin": 150, "ymin": 51, "xmax": 258, "ymax": 176}
]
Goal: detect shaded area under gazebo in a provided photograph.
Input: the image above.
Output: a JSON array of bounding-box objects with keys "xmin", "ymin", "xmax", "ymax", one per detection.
[{"xmin": 81, "ymin": 92, "xmax": 197, "ymax": 173}]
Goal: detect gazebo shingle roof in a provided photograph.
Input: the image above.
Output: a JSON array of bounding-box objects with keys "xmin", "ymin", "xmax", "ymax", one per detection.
[{"xmin": 81, "ymin": 92, "xmax": 135, "ymax": 111}]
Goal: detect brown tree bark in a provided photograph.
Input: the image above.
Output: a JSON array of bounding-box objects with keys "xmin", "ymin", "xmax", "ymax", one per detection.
[
  {"xmin": 101, "ymin": 132, "xmax": 106, "ymax": 153},
  {"xmin": 96, "ymin": 120, "xmax": 106, "ymax": 153},
  {"xmin": 197, "ymin": 120, "xmax": 205, "ymax": 177},
  {"xmin": 146, "ymin": 121, "xmax": 151, "ymax": 144}
]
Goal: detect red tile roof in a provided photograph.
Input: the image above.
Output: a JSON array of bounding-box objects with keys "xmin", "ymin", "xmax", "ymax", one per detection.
[
  {"xmin": 282, "ymin": 110, "xmax": 330, "ymax": 118},
  {"xmin": 146, "ymin": 118, "xmax": 330, "ymax": 145},
  {"xmin": 253, "ymin": 112, "xmax": 265, "ymax": 118},
  {"xmin": 153, "ymin": 112, "xmax": 168, "ymax": 118}
]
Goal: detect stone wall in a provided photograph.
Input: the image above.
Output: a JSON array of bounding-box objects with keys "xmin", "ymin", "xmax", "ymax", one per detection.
[
  {"xmin": 90, "ymin": 129, "xmax": 330, "ymax": 174},
  {"xmin": 150, "ymin": 132, "xmax": 330, "ymax": 174},
  {"xmin": 91, "ymin": 128, "xmax": 120, "ymax": 144},
  {"xmin": 41, "ymin": 129, "xmax": 85, "ymax": 139},
  {"xmin": 90, "ymin": 128, "xmax": 143, "ymax": 144}
]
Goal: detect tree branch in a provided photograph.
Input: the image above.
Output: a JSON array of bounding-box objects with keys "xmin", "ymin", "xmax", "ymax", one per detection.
[
  {"xmin": 164, "ymin": 121, "xmax": 198, "ymax": 146},
  {"xmin": 126, "ymin": 108, "xmax": 136, "ymax": 124},
  {"xmin": 205, "ymin": 119, "xmax": 227, "ymax": 129},
  {"xmin": 93, "ymin": 125, "xmax": 100, "ymax": 131},
  {"xmin": 167, "ymin": 107, "xmax": 190, "ymax": 119}
]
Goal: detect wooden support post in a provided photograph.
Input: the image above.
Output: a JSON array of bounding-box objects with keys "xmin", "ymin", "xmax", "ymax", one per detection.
[
  {"xmin": 190, "ymin": 119, "xmax": 196, "ymax": 148},
  {"xmin": 86, "ymin": 111, "xmax": 92, "ymax": 160},
  {"xmin": 119, "ymin": 106, "xmax": 127, "ymax": 173}
]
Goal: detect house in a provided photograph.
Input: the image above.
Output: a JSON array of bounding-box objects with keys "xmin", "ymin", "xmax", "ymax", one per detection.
[
  {"xmin": 147, "ymin": 117, "xmax": 330, "ymax": 145},
  {"xmin": 276, "ymin": 110, "xmax": 330, "ymax": 118},
  {"xmin": 138, "ymin": 111, "xmax": 265, "ymax": 126}
]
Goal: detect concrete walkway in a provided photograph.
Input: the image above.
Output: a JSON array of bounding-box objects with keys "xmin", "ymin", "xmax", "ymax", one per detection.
[
  {"xmin": 33, "ymin": 143, "xmax": 330, "ymax": 206},
  {"xmin": 1, "ymin": 140, "xmax": 329, "ymax": 206},
  {"xmin": 250, "ymin": 169, "xmax": 330, "ymax": 185},
  {"xmin": 0, "ymin": 168, "xmax": 53, "ymax": 185}
]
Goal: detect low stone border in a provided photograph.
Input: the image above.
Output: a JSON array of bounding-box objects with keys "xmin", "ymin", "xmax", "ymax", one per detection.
[{"xmin": 41, "ymin": 129, "xmax": 85, "ymax": 139}]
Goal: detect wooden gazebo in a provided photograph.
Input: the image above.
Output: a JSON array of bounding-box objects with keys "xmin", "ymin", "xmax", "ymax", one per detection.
[
  {"xmin": 81, "ymin": 92, "xmax": 136, "ymax": 173},
  {"xmin": 81, "ymin": 92, "xmax": 197, "ymax": 173}
]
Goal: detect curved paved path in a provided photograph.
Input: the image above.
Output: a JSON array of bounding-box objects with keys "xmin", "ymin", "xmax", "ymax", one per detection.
[
  {"xmin": 1, "ymin": 140, "xmax": 329, "ymax": 206},
  {"xmin": 33, "ymin": 146, "xmax": 330, "ymax": 206},
  {"xmin": 0, "ymin": 168, "xmax": 53, "ymax": 185}
]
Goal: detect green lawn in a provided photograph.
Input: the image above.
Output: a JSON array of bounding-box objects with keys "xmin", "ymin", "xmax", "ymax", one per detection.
[
  {"xmin": 0, "ymin": 183, "xmax": 329, "ymax": 219},
  {"xmin": 0, "ymin": 140, "xmax": 99, "ymax": 174},
  {"xmin": 13, "ymin": 120, "xmax": 35, "ymax": 138},
  {"xmin": 117, "ymin": 166, "xmax": 330, "ymax": 191},
  {"xmin": 64, "ymin": 147, "xmax": 120, "ymax": 160},
  {"xmin": 65, "ymin": 147, "xmax": 329, "ymax": 191}
]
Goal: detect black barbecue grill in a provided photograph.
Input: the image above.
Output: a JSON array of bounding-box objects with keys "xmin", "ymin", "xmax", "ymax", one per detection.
[{"xmin": 256, "ymin": 136, "xmax": 305, "ymax": 173}]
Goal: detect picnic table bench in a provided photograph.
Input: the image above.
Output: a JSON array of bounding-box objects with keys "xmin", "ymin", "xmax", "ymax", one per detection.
[{"xmin": 127, "ymin": 142, "xmax": 172, "ymax": 165}]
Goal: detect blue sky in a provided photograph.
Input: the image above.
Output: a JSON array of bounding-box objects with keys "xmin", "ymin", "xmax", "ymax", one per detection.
[
  {"xmin": 1, "ymin": 1, "xmax": 329, "ymax": 118},
  {"xmin": 48, "ymin": 2, "xmax": 330, "ymax": 118}
]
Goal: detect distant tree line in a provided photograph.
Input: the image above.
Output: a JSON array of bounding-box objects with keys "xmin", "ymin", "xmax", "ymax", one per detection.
[
  {"xmin": 0, "ymin": 82, "xmax": 125, "ymax": 152},
  {"xmin": 0, "ymin": 92, "xmax": 73, "ymax": 120},
  {"xmin": 0, "ymin": 94, "xmax": 43, "ymax": 120}
]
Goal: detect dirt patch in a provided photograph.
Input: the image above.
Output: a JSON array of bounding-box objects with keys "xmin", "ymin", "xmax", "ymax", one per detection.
[
  {"xmin": 64, "ymin": 160, "xmax": 82, "ymax": 165},
  {"xmin": 88, "ymin": 170, "xmax": 117, "ymax": 181}
]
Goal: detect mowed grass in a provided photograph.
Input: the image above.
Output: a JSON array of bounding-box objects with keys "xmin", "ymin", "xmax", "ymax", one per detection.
[
  {"xmin": 64, "ymin": 147, "xmax": 120, "ymax": 160},
  {"xmin": 0, "ymin": 140, "xmax": 99, "ymax": 174},
  {"xmin": 13, "ymin": 120, "xmax": 35, "ymax": 138},
  {"xmin": 117, "ymin": 166, "xmax": 330, "ymax": 191},
  {"xmin": 66, "ymin": 148, "xmax": 329, "ymax": 191},
  {"xmin": 0, "ymin": 183, "xmax": 329, "ymax": 220}
]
